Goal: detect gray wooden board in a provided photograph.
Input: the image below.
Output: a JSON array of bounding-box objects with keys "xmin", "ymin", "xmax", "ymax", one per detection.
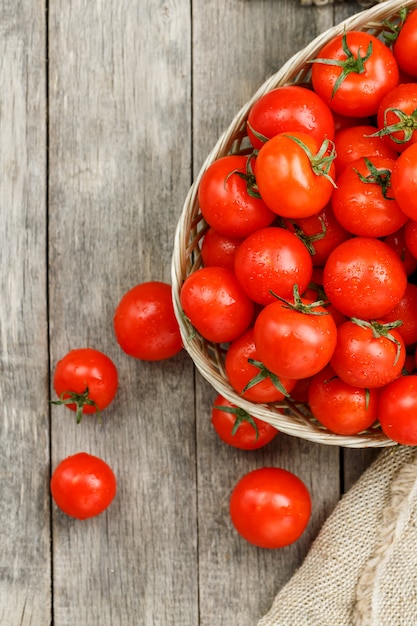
[{"xmin": 0, "ymin": 0, "xmax": 380, "ymax": 624}]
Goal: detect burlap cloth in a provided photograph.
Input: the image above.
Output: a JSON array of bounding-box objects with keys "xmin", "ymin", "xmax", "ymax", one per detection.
[{"xmin": 258, "ymin": 445, "xmax": 417, "ymax": 625}]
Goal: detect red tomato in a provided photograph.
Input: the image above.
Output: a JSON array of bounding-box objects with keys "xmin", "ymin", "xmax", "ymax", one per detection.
[
  {"xmin": 53, "ymin": 348, "xmax": 118, "ymax": 423},
  {"xmin": 333, "ymin": 124, "xmax": 398, "ymax": 177},
  {"xmin": 229, "ymin": 467, "xmax": 311, "ymax": 548},
  {"xmin": 311, "ymin": 31, "xmax": 399, "ymax": 117},
  {"xmin": 394, "ymin": 10, "xmax": 417, "ymax": 77},
  {"xmin": 282, "ymin": 203, "xmax": 351, "ymax": 266},
  {"xmin": 179, "ymin": 266, "xmax": 254, "ymax": 343},
  {"xmin": 225, "ymin": 327, "xmax": 296, "ymax": 402},
  {"xmin": 375, "ymin": 83, "xmax": 417, "ymax": 152},
  {"xmin": 330, "ymin": 319, "xmax": 405, "ymax": 389},
  {"xmin": 113, "ymin": 282, "xmax": 183, "ymax": 361},
  {"xmin": 383, "ymin": 225, "xmax": 417, "ymax": 276},
  {"xmin": 331, "ymin": 156, "xmax": 407, "ymax": 237},
  {"xmin": 247, "ymin": 84, "xmax": 335, "ymax": 149},
  {"xmin": 200, "ymin": 228, "xmax": 242, "ymax": 271},
  {"xmin": 404, "ymin": 219, "xmax": 417, "ymax": 258},
  {"xmin": 233, "ymin": 227, "xmax": 313, "ymax": 305},
  {"xmin": 391, "ymin": 142, "xmax": 417, "ymax": 220},
  {"xmin": 255, "ymin": 131, "xmax": 336, "ymax": 218},
  {"xmin": 253, "ymin": 289, "xmax": 337, "ymax": 380},
  {"xmin": 50, "ymin": 453, "xmax": 117, "ymax": 519},
  {"xmin": 378, "ymin": 375, "xmax": 417, "ymax": 445},
  {"xmin": 197, "ymin": 155, "xmax": 275, "ymax": 238},
  {"xmin": 211, "ymin": 394, "xmax": 278, "ymax": 450},
  {"xmin": 380, "ymin": 282, "xmax": 417, "ymax": 346},
  {"xmin": 323, "ymin": 237, "xmax": 407, "ymax": 319},
  {"xmin": 308, "ymin": 365, "xmax": 379, "ymax": 435}
]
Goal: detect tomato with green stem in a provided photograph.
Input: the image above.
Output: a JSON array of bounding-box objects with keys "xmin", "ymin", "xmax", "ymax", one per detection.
[
  {"xmin": 52, "ymin": 348, "xmax": 118, "ymax": 423},
  {"xmin": 333, "ymin": 124, "xmax": 398, "ymax": 177},
  {"xmin": 374, "ymin": 83, "xmax": 417, "ymax": 153}
]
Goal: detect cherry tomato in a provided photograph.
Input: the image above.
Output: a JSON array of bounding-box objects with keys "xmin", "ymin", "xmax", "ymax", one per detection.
[
  {"xmin": 200, "ymin": 227, "xmax": 242, "ymax": 271},
  {"xmin": 53, "ymin": 348, "xmax": 118, "ymax": 423},
  {"xmin": 330, "ymin": 318, "xmax": 405, "ymax": 389},
  {"xmin": 311, "ymin": 31, "xmax": 399, "ymax": 117},
  {"xmin": 197, "ymin": 155, "xmax": 275, "ymax": 238},
  {"xmin": 375, "ymin": 83, "xmax": 417, "ymax": 152},
  {"xmin": 404, "ymin": 219, "xmax": 417, "ymax": 259},
  {"xmin": 331, "ymin": 156, "xmax": 407, "ymax": 237},
  {"xmin": 113, "ymin": 282, "xmax": 183, "ymax": 361},
  {"xmin": 380, "ymin": 282, "xmax": 417, "ymax": 346},
  {"xmin": 308, "ymin": 365, "xmax": 379, "ymax": 435},
  {"xmin": 333, "ymin": 124, "xmax": 398, "ymax": 177},
  {"xmin": 180, "ymin": 266, "xmax": 254, "ymax": 343},
  {"xmin": 393, "ymin": 10, "xmax": 417, "ymax": 77},
  {"xmin": 229, "ymin": 467, "xmax": 311, "ymax": 549},
  {"xmin": 50, "ymin": 452, "xmax": 117, "ymax": 520},
  {"xmin": 391, "ymin": 142, "xmax": 417, "ymax": 220},
  {"xmin": 224, "ymin": 327, "xmax": 296, "ymax": 402},
  {"xmin": 378, "ymin": 375, "xmax": 417, "ymax": 445},
  {"xmin": 255, "ymin": 131, "xmax": 336, "ymax": 218},
  {"xmin": 233, "ymin": 226, "xmax": 313, "ymax": 305},
  {"xmin": 323, "ymin": 237, "xmax": 407, "ymax": 319},
  {"xmin": 383, "ymin": 225, "xmax": 417, "ymax": 276},
  {"xmin": 247, "ymin": 84, "xmax": 335, "ymax": 149},
  {"xmin": 253, "ymin": 288, "xmax": 337, "ymax": 380},
  {"xmin": 211, "ymin": 394, "xmax": 278, "ymax": 450}
]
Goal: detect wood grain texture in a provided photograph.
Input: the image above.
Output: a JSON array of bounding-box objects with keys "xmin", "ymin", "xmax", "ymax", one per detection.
[{"xmin": 0, "ymin": 1, "xmax": 51, "ymax": 624}]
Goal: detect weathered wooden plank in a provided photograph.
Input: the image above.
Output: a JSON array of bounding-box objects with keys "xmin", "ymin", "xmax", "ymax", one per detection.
[
  {"xmin": 0, "ymin": 1, "xmax": 51, "ymax": 624},
  {"xmin": 192, "ymin": 2, "xmax": 346, "ymax": 624},
  {"xmin": 48, "ymin": 1, "xmax": 196, "ymax": 624}
]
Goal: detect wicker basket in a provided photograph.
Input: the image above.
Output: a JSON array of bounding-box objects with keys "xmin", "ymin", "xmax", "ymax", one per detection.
[{"xmin": 171, "ymin": 0, "xmax": 417, "ymax": 448}]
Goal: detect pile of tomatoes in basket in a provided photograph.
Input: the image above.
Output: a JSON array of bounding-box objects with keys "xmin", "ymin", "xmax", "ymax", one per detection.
[{"xmin": 180, "ymin": 9, "xmax": 417, "ymax": 447}]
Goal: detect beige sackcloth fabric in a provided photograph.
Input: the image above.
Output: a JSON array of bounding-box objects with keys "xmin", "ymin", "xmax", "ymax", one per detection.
[{"xmin": 258, "ymin": 445, "xmax": 417, "ymax": 626}]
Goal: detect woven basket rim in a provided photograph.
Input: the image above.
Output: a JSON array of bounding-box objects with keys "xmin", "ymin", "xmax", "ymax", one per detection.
[{"xmin": 171, "ymin": 0, "xmax": 417, "ymax": 448}]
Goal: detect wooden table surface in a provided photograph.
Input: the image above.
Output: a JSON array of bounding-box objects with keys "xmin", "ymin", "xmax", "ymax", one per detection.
[{"xmin": 1, "ymin": 1, "xmax": 383, "ymax": 624}]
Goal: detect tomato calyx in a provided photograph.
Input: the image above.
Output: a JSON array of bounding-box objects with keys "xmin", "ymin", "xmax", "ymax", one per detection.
[
  {"xmin": 226, "ymin": 154, "xmax": 260, "ymax": 199},
  {"xmin": 370, "ymin": 107, "xmax": 417, "ymax": 145},
  {"xmin": 285, "ymin": 217, "xmax": 327, "ymax": 256},
  {"xmin": 284, "ymin": 134, "xmax": 336, "ymax": 186},
  {"xmin": 382, "ymin": 7, "xmax": 409, "ymax": 45},
  {"xmin": 350, "ymin": 317, "xmax": 404, "ymax": 365},
  {"xmin": 271, "ymin": 284, "xmax": 329, "ymax": 317},
  {"xmin": 213, "ymin": 403, "xmax": 260, "ymax": 439},
  {"xmin": 51, "ymin": 387, "xmax": 101, "ymax": 424},
  {"xmin": 353, "ymin": 157, "xmax": 394, "ymax": 200},
  {"xmin": 244, "ymin": 358, "xmax": 291, "ymax": 398},
  {"xmin": 310, "ymin": 31, "xmax": 373, "ymax": 97}
]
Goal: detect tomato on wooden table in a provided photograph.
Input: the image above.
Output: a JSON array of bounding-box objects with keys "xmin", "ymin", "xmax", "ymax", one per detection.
[
  {"xmin": 113, "ymin": 281, "xmax": 183, "ymax": 361},
  {"xmin": 378, "ymin": 375, "xmax": 417, "ymax": 445},
  {"xmin": 53, "ymin": 348, "xmax": 118, "ymax": 423},
  {"xmin": 211, "ymin": 394, "xmax": 279, "ymax": 450},
  {"xmin": 246, "ymin": 84, "xmax": 335, "ymax": 149},
  {"xmin": 50, "ymin": 452, "xmax": 117, "ymax": 520},
  {"xmin": 311, "ymin": 31, "xmax": 399, "ymax": 118},
  {"xmin": 229, "ymin": 467, "xmax": 311, "ymax": 548},
  {"xmin": 322, "ymin": 237, "xmax": 407, "ymax": 319}
]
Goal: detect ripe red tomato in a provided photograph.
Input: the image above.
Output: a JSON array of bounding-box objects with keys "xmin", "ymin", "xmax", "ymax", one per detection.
[
  {"xmin": 378, "ymin": 375, "xmax": 417, "ymax": 445},
  {"xmin": 375, "ymin": 83, "xmax": 417, "ymax": 152},
  {"xmin": 391, "ymin": 142, "xmax": 417, "ymax": 220},
  {"xmin": 253, "ymin": 289, "xmax": 337, "ymax": 380},
  {"xmin": 211, "ymin": 394, "xmax": 279, "ymax": 450},
  {"xmin": 50, "ymin": 452, "xmax": 117, "ymax": 519},
  {"xmin": 53, "ymin": 348, "xmax": 118, "ymax": 423},
  {"xmin": 393, "ymin": 9, "xmax": 417, "ymax": 77},
  {"xmin": 380, "ymin": 282, "xmax": 417, "ymax": 346},
  {"xmin": 224, "ymin": 328, "xmax": 296, "ymax": 402},
  {"xmin": 180, "ymin": 266, "xmax": 254, "ymax": 343},
  {"xmin": 404, "ymin": 219, "xmax": 417, "ymax": 259},
  {"xmin": 311, "ymin": 31, "xmax": 399, "ymax": 117},
  {"xmin": 323, "ymin": 237, "xmax": 407, "ymax": 319},
  {"xmin": 197, "ymin": 155, "xmax": 275, "ymax": 238},
  {"xmin": 200, "ymin": 227, "xmax": 242, "ymax": 271},
  {"xmin": 333, "ymin": 124, "xmax": 398, "ymax": 177},
  {"xmin": 383, "ymin": 225, "xmax": 417, "ymax": 276},
  {"xmin": 233, "ymin": 226, "xmax": 313, "ymax": 305},
  {"xmin": 113, "ymin": 281, "xmax": 183, "ymax": 361},
  {"xmin": 229, "ymin": 467, "xmax": 311, "ymax": 548},
  {"xmin": 308, "ymin": 365, "xmax": 379, "ymax": 435},
  {"xmin": 255, "ymin": 131, "xmax": 336, "ymax": 218},
  {"xmin": 247, "ymin": 84, "xmax": 335, "ymax": 149},
  {"xmin": 331, "ymin": 156, "xmax": 407, "ymax": 237}
]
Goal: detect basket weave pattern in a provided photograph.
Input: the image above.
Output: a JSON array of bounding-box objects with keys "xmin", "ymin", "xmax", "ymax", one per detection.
[{"xmin": 172, "ymin": 0, "xmax": 417, "ymax": 448}]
